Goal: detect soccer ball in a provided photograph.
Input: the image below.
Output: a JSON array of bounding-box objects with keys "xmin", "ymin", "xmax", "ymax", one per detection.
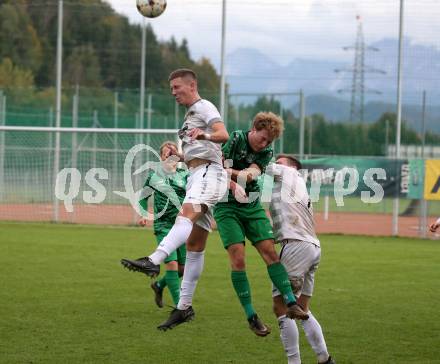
[{"xmin": 136, "ymin": 0, "xmax": 167, "ymax": 18}]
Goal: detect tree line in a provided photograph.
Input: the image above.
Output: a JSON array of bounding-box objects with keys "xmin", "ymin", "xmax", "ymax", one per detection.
[
  {"xmin": 0, "ymin": 0, "xmax": 219, "ymax": 90},
  {"xmin": 232, "ymin": 96, "xmax": 440, "ymax": 156},
  {"xmin": 0, "ymin": 0, "xmax": 437, "ymax": 156}
]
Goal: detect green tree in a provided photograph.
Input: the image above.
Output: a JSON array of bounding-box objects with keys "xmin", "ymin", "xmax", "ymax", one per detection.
[
  {"xmin": 369, "ymin": 112, "xmax": 421, "ymax": 155},
  {"xmin": 64, "ymin": 45, "xmax": 102, "ymax": 87},
  {"xmin": 0, "ymin": 1, "xmax": 43, "ymax": 74},
  {"xmin": 0, "ymin": 58, "xmax": 34, "ymax": 88}
]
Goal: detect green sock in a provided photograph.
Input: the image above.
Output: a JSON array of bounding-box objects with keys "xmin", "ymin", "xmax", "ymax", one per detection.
[
  {"xmin": 156, "ymin": 275, "xmax": 167, "ymax": 290},
  {"xmin": 231, "ymin": 271, "xmax": 256, "ymax": 319},
  {"xmin": 165, "ymin": 270, "xmax": 180, "ymax": 306},
  {"xmin": 267, "ymin": 262, "xmax": 296, "ymax": 305}
]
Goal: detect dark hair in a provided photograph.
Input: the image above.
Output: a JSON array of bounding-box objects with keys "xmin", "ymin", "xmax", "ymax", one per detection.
[
  {"xmin": 276, "ymin": 154, "xmax": 302, "ymax": 170},
  {"xmin": 168, "ymin": 68, "xmax": 197, "ymax": 82}
]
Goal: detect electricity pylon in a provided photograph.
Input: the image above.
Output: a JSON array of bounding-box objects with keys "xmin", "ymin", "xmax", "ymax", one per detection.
[{"xmin": 335, "ymin": 15, "xmax": 386, "ymax": 122}]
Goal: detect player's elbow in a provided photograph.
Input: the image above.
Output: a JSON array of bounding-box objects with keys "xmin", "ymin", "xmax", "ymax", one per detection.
[{"xmin": 217, "ymin": 129, "xmax": 229, "ymax": 143}]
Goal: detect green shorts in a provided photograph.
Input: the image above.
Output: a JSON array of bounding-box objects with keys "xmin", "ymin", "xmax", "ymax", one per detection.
[
  {"xmin": 214, "ymin": 201, "xmax": 274, "ymax": 249},
  {"xmin": 155, "ymin": 228, "xmax": 187, "ymax": 265}
]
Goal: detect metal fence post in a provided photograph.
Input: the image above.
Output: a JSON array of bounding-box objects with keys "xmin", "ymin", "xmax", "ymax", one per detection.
[
  {"xmin": 419, "ymin": 91, "xmax": 427, "ymax": 238},
  {"xmin": 72, "ymin": 87, "xmax": 79, "ymax": 170},
  {"xmin": 48, "ymin": 107, "xmax": 54, "ymax": 199},
  {"xmin": 113, "ymin": 91, "xmax": 119, "ymax": 188},
  {"xmin": 92, "ymin": 110, "xmax": 98, "ymax": 169},
  {"xmin": 299, "ymin": 90, "xmax": 305, "ymax": 159},
  {"xmin": 53, "ymin": 0, "xmax": 63, "ymax": 223},
  {"xmin": 279, "ymin": 103, "xmax": 284, "ymax": 154},
  {"xmin": 147, "ymin": 93, "xmax": 152, "ymax": 152},
  {"xmin": 174, "ymin": 102, "xmax": 180, "ymax": 130},
  {"xmin": 0, "ymin": 92, "xmax": 5, "ymax": 201}
]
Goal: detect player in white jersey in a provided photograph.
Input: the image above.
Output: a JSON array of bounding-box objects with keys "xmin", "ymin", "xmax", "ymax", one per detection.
[
  {"xmin": 268, "ymin": 155, "xmax": 335, "ymax": 364},
  {"xmin": 121, "ymin": 69, "xmax": 229, "ymax": 330}
]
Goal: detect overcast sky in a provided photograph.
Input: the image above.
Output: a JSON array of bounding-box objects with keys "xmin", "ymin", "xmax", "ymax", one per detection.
[{"xmin": 107, "ymin": 0, "xmax": 439, "ymax": 67}]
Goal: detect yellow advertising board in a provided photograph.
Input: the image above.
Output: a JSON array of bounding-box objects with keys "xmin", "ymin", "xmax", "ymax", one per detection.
[{"xmin": 424, "ymin": 160, "xmax": 440, "ymax": 200}]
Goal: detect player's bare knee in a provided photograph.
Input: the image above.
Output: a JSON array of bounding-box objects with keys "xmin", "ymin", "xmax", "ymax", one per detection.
[
  {"xmin": 165, "ymin": 260, "xmax": 178, "ymax": 270},
  {"xmin": 227, "ymin": 244, "xmax": 246, "ymax": 270},
  {"xmin": 229, "ymin": 250, "xmax": 246, "ymax": 270},
  {"xmin": 231, "ymin": 257, "xmax": 246, "ymax": 271}
]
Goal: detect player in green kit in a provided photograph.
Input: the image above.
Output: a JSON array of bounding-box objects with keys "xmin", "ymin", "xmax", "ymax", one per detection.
[
  {"xmin": 121, "ymin": 141, "xmax": 187, "ymax": 308},
  {"xmin": 214, "ymin": 112, "xmax": 309, "ymax": 337}
]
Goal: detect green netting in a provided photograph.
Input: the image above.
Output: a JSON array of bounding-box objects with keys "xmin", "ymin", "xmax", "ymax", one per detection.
[
  {"xmin": 0, "ymin": 87, "xmax": 220, "ymax": 129},
  {"xmin": 0, "ymin": 129, "xmax": 179, "ymax": 205}
]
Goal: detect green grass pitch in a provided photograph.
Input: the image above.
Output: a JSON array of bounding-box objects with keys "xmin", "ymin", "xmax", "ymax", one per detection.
[{"xmin": 0, "ymin": 222, "xmax": 439, "ymax": 363}]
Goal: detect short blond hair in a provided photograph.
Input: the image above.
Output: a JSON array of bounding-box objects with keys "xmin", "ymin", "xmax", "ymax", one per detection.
[
  {"xmin": 168, "ymin": 68, "xmax": 197, "ymax": 82},
  {"xmin": 252, "ymin": 112, "xmax": 284, "ymax": 140},
  {"xmin": 159, "ymin": 140, "xmax": 178, "ymax": 155}
]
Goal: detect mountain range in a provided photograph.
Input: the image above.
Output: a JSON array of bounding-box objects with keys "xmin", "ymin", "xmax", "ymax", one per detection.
[{"xmin": 225, "ymin": 38, "xmax": 440, "ymax": 131}]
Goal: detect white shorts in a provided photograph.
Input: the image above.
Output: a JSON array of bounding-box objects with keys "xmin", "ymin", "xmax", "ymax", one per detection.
[
  {"xmin": 272, "ymin": 240, "xmax": 321, "ymax": 298},
  {"xmin": 183, "ymin": 162, "xmax": 228, "ymax": 232}
]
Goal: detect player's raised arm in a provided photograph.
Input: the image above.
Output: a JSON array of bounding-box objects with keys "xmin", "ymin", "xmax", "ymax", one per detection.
[
  {"xmin": 187, "ymin": 120, "xmax": 229, "ymax": 143},
  {"xmin": 209, "ymin": 121, "xmax": 229, "ymax": 143}
]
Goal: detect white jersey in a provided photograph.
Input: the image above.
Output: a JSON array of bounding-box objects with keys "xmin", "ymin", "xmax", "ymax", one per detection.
[
  {"xmin": 178, "ymin": 99, "xmax": 223, "ymax": 165},
  {"xmin": 268, "ymin": 163, "xmax": 320, "ymax": 247}
]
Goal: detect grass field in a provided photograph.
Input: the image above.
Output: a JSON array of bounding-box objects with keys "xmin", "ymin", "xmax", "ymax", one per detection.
[{"xmin": 0, "ymin": 222, "xmax": 439, "ymax": 364}]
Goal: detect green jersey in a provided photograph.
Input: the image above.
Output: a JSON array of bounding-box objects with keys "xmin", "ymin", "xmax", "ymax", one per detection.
[
  {"xmin": 221, "ymin": 130, "xmax": 273, "ymax": 203},
  {"xmin": 139, "ymin": 166, "xmax": 188, "ymax": 232}
]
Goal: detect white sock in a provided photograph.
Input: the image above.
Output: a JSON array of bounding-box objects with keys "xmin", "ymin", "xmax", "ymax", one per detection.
[
  {"xmin": 278, "ymin": 315, "xmax": 300, "ymax": 364},
  {"xmin": 300, "ymin": 311, "xmax": 329, "ymax": 363},
  {"xmin": 177, "ymin": 250, "xmax": 205, "ymax": 310},
  {"xmin": 288, "ymin": 356, "xmax": 301, "ymax": 364},
  {"xmin": 149, "ymin": 216, "xmax": 193, "ymax": 265}
]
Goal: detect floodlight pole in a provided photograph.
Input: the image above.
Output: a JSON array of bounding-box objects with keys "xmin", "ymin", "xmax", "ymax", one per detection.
[
  {"xmin": 72, "ymin": 85, "xmax": 79, "ymax": 170},
  {"xmin": 279, "ymin": 104, "xmax": 284, "ymax": 154},
  {"xmin": 140, "ymin": 18, "xmax": 146, "ymax": 134},
  {"xmin": 147, "ymin": 93, "xmax": 152, "ymax": 151},
  {"xmin": 385, "ymin": 119, "xmax": 389, "ymax": 155},
  {"xmin": 174, "ymin": 101, "xmax": 179, "ymax": 129},
  {"xmin": 220, "ymin": 0, "xmax": 227, "ymax": 125},
  {"xmin": 53, "ymin": 0, "xmax": 63, "ymax": 222},
  {"xmin": 0, "ymin": 91, "xmax": 5, "ymax": 201},
  {"xmin": 392, "ymin": 0, "xmax": 404, "ymax": 236},
  {"xmin": 48, "ymin": 107, "xmax": 54, "ymax": 186},
  {"xmin": 113, "ymin": 91, "xmax": 118, "ymax": 185},
  {"xmin": 299, "ymin": 90, "xmax": 305, "ymax": 159},
  {"xmin": 420, "ymin": 90, "xmax": 427, "ymax": 238},
  {"xmin": 421, "ymin": 90, "xmax": 426, "ymax": 158}
]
